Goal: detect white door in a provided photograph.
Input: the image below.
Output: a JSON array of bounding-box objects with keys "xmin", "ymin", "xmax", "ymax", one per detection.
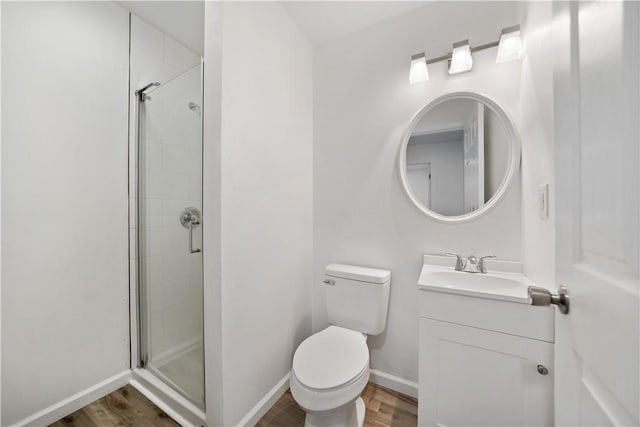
[
  {"xmin": 463, "ymin": 103, "xmax": 485, "ymax": 213},
  {"xmin": 407, "ymin": 163, "xmax": 432, "ymax": 209},
  {"xmin": 554, "ymin": 2, "xmax": 639, "ymax": 426}
]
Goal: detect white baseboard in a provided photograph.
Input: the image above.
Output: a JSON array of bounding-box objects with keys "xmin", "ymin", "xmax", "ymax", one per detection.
[
  {"xmin": 11, "ymin": 370, "xmax": 131, "ymax": 427},
  {"xmin": 10, "ymin": 367, "xmax": 205, "ymax": 427},
  {"xmin": 130, "ymin": 368, "xmax": 205, "ymax": 427},
  {"xmin": 237, "ymin": 372, "xmax": 291, "ymax": 427},
  {"xmin": 369, "ymin": 369, "xmax": 419, "ymax": 399},
  {"xmin": 9, "ymin": 368, "xmax": 416, "ymax": 427},
  {"xmin": 234, "ymin": 369, "xmax": 416, "ymax": 427}
]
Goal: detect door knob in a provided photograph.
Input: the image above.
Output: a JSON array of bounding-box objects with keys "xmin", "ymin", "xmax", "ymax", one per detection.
[{"xmin": 528, "ymin": 285, "xmax": 570, "ymax": 314}]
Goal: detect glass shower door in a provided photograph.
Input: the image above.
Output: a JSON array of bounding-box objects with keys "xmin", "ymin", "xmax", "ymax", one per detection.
[{"xmin": 137, "ymin": 64, "xmax": 204, "ymax": 410}]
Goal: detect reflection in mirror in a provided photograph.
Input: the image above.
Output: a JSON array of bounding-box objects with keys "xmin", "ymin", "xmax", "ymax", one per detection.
[{"xmin": 406, "ymin": 98, "xmax": 508, "ymax": 216}]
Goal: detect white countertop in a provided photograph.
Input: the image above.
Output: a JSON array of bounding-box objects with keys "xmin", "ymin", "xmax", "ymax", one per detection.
[{"xmin": 417, "ymin": 254, "xmax": 534, "ymax": 304}]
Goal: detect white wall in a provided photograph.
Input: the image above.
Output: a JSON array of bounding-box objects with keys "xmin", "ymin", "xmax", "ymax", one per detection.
[
  {"xmin": 202, "ymin": 3, "xmax": 224, "ymax": 424},
  {"xmin": 129, "ymin": 15, "xmax": 201, "ymax": 89},
  {"xmin": 412, "ymin": 99, "xmax": 475, "ymax": 133},
  {"xmin": 518, "ymin": 2, "xmax": 555, "ymax": 287},
  {"xmin": 1, "ymin": 2, "xmax": 130, "ymax": 424},
  {"xmin": 217, "ymin": 2, "xmax": 313, "ymax": 424},
  {"xmin": 0, "ymin": 2, "xmax": 3, "ymax": 424},
  {"xmin": 117, "ymin": 1, "xmax": 205, "ymax": 55},
  {"xmin": 0, "ymin": 3, "xmax": 4, "ymax": 423},
  {"xmin": 313, "ymin": 1, "xmax": 526, "ymax": 384}
]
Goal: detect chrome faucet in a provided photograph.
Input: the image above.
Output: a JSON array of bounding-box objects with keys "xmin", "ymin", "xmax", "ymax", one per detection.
[
  {"xmin": 467, "ymin": 255, "xmax": 478, "ymax": 268},
  {"xmin": 445, "ymin": 252, "xmax": 466, "ymax": 271},
  {"xmin": 477, "ymin": 255, "xmax": 497, "ymax": 273},
  {"xmin": 445, "ymin": 253, "xmax": 496, "ymax": 273}
]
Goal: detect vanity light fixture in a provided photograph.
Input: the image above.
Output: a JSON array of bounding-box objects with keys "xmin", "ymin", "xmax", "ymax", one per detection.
[
  {"xmin": 409, "ymin": 52, "xmax": 429, "ymax": 84},
  {"xmin": 409, "ymin": 25, "xmax": 524, "ymax": 82},
  {"xmin": 496, "ymin": 25, "xmax": 525, "ymax": 63},
  {"xmin": 448, "ymin": 40, "xmax": 473, "ymax": 74}
]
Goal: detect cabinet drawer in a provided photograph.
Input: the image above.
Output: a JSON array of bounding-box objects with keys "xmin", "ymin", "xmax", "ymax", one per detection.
[{"xmin": 419, "ymin": 289, "xmax": 555, "ymax": 342}]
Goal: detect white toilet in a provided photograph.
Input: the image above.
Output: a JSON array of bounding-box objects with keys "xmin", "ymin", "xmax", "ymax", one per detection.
[{"xmin": 291, "ymin": 263, "xmax": 391, "ymax": 427}]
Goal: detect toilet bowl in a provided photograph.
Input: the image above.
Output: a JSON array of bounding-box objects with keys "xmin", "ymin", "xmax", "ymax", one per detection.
[
  {"xmin": 291, "ymin": 264, "xmax": 391, "ymax": 427},
  {"xmin": 291, "ymin": 326, "xmax": 370, "ymax": 427}
]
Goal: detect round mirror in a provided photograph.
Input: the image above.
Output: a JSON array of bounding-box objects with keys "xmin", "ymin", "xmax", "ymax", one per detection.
[{"xmin": 399, "ymin": 92, "xmax": 520, "ymax": 223}]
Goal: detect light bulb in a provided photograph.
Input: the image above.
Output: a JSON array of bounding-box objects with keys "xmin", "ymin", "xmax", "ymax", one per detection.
[
  {"xmin": 448, "ymin": 40, "xmax": 473, "ymax": 74},
  {"xmin": 496, "ymin": 25, "xmax": 525, "ymax": 63},
  {"xmin": 409, "ymin": 52, "xmax": 429, "ymax": 84}
]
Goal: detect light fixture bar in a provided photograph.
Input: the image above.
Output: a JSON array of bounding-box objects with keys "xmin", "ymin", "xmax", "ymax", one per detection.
[
  {"xmin": 501, "ymin": 24, "xmax": 522, "ymax": 36},
  {"xmin": 470, "ymin": 40, "xmax": 500, "ymax": 53},
  {"xmin": 425, "ymin": 53, "xmax": 451, "ymax": 65},
  {"xmin": 417, "ymin": 25, "xmax": 519, "ymax": 66},
  {"xmin": 409, "ymin": 24, "xmax": 522, "ymax": 83},
  {"xmin": 423, "ymin": 40, "xmax": 500, "ymax": 65}
]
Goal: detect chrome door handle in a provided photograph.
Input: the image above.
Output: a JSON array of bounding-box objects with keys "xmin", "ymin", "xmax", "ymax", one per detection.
[
  {"xmin": 180, "ymin": 207, "xmax": 201, "ymax": 254},
  {"xmin": 189, "ymin": 220, "xmax": 201, "ymax": 254},
  {"xmin": 528, "ymin": 285, "xmax": 569, "ymax": 314}
]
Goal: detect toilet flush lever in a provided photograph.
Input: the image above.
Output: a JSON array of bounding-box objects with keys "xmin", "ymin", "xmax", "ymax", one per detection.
[{"xmin": 323, "ymin": 279, "xmax": 335, "ymax": 285}]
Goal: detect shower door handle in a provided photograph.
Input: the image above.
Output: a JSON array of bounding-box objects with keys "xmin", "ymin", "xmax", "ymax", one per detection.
[
  {"xmin": 188, "ymin": 220, "xmax": 201, "ymax": 254},
  {"xmin": 180, "ymin": 207, "xmax": 202, "ymax": 254}
]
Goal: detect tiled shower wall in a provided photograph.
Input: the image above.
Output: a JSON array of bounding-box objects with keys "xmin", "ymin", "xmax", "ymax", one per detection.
[{"xmin": 128, "ymin": 15, "xmax": 203, "ymax": 362}]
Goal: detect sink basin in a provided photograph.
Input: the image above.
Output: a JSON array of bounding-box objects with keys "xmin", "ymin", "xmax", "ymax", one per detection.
[{"xmin": 418, "ymin": 261, "xmax": 534, "ymax": 304}]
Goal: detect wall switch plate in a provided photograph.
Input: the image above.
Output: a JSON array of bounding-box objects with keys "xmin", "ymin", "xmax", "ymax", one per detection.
[{"xmin": 538, "ymin": 183, "xmax": 549, "ymax": 220}]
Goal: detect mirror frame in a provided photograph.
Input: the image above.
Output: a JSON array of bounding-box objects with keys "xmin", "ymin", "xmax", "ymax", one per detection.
[{"xmin": 398, "ymin": 91, "xmax": 521, "ymax": 223}]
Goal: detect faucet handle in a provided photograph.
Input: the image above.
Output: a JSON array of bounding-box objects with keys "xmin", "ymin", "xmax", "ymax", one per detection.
[
  {"xmin": 445, "ymin": 252, "xmax": 466, "ymax": 271},
  {"xmin": 477, "ymin": 255, "xmax": 497, "ymax": 273}
]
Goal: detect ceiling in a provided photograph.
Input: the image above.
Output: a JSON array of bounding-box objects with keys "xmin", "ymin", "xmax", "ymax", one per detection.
[
  {"xmin": 116, "ymin": 1, "xmax": 430, "ymax": 54},
  {"xmin": 116, "ymin": 1, "xmax": 204, "ymax": 55},
  {"xmin": 280, "ymin": 1, "xmax": 430, "ymax": 45}
]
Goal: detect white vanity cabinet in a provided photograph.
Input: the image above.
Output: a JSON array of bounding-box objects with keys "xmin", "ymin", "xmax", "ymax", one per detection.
[
  {"xmin": 417, "ymin": 256, "xmax": 555, "ymax": 427},
  {"xmin": 419, "ymin": 317, "xmax": 553, "ymax": 426}
]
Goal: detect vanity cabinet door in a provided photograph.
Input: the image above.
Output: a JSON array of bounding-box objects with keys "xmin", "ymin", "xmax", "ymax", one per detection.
[{"xmin": 419, "ymin": 318, "xmax": 553, "ymax": 427}]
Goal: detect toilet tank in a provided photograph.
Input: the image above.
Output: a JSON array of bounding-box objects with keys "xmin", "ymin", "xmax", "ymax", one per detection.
[{"xmin": 324, "ymin": 263, "xmax": 391, "ymax": 335}]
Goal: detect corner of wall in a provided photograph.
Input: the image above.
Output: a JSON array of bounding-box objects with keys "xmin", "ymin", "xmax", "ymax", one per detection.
[
  {"xmin": 203, "ymin": 2, "xmax": 224, "ymax": 426},
  {"xmin": 518, "ymin": 1, "xmax": 556, "ymax": 287},
  {"xmin": 216, "ymin": 2, "xmax": 313, "ymax": 424}
]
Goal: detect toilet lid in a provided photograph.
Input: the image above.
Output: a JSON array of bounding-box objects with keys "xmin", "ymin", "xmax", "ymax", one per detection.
[{"xmin": 293, "ymin": 326, "xmax": 369, "ymax": 390}]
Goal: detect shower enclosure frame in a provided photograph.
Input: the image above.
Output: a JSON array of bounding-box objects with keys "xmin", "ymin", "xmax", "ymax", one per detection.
[
  {"xmin": 127, "ymin": 58, "xmax": 207, "ymax": 426},
  {"xmin": 134, "ymin": 80, "xmax": 159, "ymax": 369}
]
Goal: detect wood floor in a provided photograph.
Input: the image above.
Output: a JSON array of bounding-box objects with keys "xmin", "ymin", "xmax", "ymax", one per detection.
[
  {"xmin": 257, "ymin": 382, "xmax": 418, "ymax": 427},
  {"xmin": 49, "ymin": 382, "xmax": 416, "ymax": 427},
  {"xmin": 49, "ymin": 385, "xmax": 179, "ymax": 427}
]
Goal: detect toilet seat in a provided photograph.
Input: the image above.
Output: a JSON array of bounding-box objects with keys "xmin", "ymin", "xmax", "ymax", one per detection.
[
  {"xmin": 293, "ymin": 326, "xmax": 369, "ymax": 391},
  {"xmin": 291, "ymin": 326, "xmax": 370, "ymax": 413}
]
